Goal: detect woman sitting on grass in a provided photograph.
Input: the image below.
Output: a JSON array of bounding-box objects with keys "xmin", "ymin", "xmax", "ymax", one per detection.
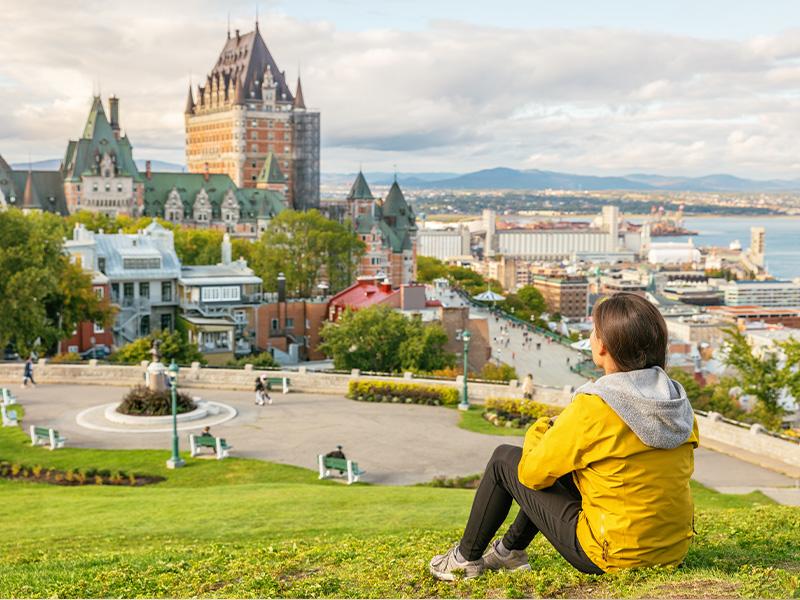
[{"xmin": 430, "ymin": 293, "xmax": 698, "ymax": 580}]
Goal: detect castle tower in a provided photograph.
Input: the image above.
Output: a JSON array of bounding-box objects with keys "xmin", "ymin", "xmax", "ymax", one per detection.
[{"xmin": 185, "ymin": 25, "xmax": 320, "ymax": 210}]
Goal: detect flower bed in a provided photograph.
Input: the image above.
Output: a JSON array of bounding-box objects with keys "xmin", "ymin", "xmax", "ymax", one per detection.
[
  {"xmin": 347, "ymin": 380, "xmax": 459, "ymax": 406},
  {"xmin": 117, "ymin": 385, "xmax": 196, "ymax": 416},
  {"xmin": 0, "ymin": 461, "xmax": 164, "ymax": 486},
  {"xmin": 482, "ymin": 397, "xmax": 562, "ymax": 429}
]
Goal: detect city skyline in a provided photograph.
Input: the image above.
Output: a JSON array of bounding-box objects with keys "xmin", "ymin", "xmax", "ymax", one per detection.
[{"xmin": 3, "ymin": 1, "xmax": 800, "ymax": 178}]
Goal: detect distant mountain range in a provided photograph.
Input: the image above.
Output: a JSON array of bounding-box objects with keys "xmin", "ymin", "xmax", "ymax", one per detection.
[
  {"xmin": 10, "ymin": 159, "xmax": 185, "ymax": 173},
  {"xmin": 12, "ymin": 160, "xmax": 800, "ymax": 192},
  {"xmin": 328, "ymin": 167, "xmax": 800, "ymax": 192}
]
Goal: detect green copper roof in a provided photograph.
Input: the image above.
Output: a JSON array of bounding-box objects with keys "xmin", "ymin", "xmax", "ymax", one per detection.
[
  {"xmin": 347, "ymin": 171, "xmax": 374, "ymax": 200},
  {"xmin": 143, "ymin": 172, "xmax": 285, "ymax": 222},
  {"xmin": 61, "ymin": 96, "xmax": 142, "ymax": 183},
  {"xmin": 256, "ymin": 152, "xmax": 286, "ymax": 184},
  {"xmin": 383, "ymin": 181, "xmax": 409, "ymax": 216}
]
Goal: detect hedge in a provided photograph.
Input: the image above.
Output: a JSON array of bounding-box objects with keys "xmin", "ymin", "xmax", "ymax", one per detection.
[
  {"xmin": 347, "ymin": 380, "xmax": 460, "ymax": 407},
  {"xmin": 483, "ymin": 397, "xmax": 562, "ymax": 429}
]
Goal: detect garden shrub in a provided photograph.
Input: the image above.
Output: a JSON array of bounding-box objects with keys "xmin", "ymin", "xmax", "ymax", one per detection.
[
  {"xmin": 50, "ymin": 352, "xmax": 82, "ymax": 364},
  {"xmin": 0, "ymin": 461, "xmax": 163, "ymax": 486},
  {"xmin": 483, "ymin": 397, "xmax": 562, "ymax": 429},
  {"xmin": 116, "ymin": 385, "xmax": 196, "ymax": 416},
  {"xmin": 347, "ymin": 380, "xmax": 459, "ymax": 407},
  {"xmin": 422, "ymin": 473, "xmax": 482, "ymax": 489},
  {"xmin": 226, "ymin": 352, "xmax": 279, "ymax": 368}
]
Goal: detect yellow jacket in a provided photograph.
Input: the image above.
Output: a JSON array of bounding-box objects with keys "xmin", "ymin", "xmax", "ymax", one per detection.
[{"xmin": 518, "ymin": 392, "xmax": 699, "ymax": 571}]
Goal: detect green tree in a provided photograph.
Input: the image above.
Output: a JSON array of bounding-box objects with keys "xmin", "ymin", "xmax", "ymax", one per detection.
[
  {"xmin": 516, "ymin": 285, "xmax": 547, "ymax": 316},
  {"xmin": 250, "ymin": 210, "xmax": 364, "ymax": 297},
  {"xmin": 110, "ymin": 330, "xmax": 206, "ymax": 366},
  {"xmin": 480, "ymin": 362, "xmax": 518, "ymax": 382},
  {"xmin": 416, "ymin": 256, "xmax": 448, "ymax": 283},
  {"xmin": 0, "ymin": 210, "xmax": 113, "ymax": 356},
  {"xmin": 721, "ymin": 328, "xmax": 800, "ymax": 429},
  {"xmin": 320, "ymin": 304, "xmax": 455, "ymax": 373},
  {"xmin": 397, "ymin": 320, "xmax": 455, "ymax": 373},
  {"xmin": 172, "ymin": 228, "xmax": 224, "ymax": 266}
]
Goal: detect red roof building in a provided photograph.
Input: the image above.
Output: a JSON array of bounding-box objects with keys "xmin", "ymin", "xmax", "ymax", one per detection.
[{"xmin": 327, "ymin": 276, "xmax": 429, "ymax": 321}]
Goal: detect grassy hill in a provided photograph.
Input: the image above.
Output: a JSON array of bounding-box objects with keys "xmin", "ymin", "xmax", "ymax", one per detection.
[{"xmin": 0, "ymin": 427, "xmax": 798, "ymax": 598}]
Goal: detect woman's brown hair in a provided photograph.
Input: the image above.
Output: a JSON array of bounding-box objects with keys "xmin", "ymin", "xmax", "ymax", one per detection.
[{"xmin": 592, "ymin": 293, "xmax": 668, "ymax": 372}]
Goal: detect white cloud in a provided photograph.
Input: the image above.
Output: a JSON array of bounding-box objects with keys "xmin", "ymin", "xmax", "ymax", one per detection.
[{"xmin": 1, "ymin": 2, "xmax": 800, "ymax": 178}]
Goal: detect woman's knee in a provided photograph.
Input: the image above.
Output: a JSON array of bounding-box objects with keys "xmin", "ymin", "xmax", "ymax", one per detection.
[{"xmin": 489, "ymin": 444, "xmax": 522, "ymax": 468}]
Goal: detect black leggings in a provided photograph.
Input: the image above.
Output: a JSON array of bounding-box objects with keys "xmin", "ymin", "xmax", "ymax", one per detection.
[{"xmin": 459, "ymin": 444, "xmax": 603, "ymax": 574}]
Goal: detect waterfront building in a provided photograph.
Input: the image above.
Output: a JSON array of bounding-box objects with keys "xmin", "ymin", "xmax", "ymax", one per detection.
[
  {"xmin": 706, "ymin": 305, "xmax": 800, "ymax": 329},
  {"xmin": 722, "ymin": 280, "xmax": 800, "ymax": 307},
  {"xmin": 185, "ymin": 24, "xmax": 320, "ymax": 210},
  {"xmin": 647, "ymin": 241, "xmax": 701, "ymax": 266},
  {"xmin": 346, "ymin": 172, "xmax": 418, "ymax": 286}
]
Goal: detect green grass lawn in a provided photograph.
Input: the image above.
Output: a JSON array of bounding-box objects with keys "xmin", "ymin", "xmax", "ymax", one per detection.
[
  {"xmin": 457, "ymin": 405, "xmax": 527, "ymax": 436},
  {"xmin": 1, "ymin": 427, "xmax": 798, "ymax": 598}
]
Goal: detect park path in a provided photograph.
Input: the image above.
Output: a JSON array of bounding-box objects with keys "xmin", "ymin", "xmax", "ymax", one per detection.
[{"xmin": 6, "ymin": 382, "xmax": 799, "ymax": 504}]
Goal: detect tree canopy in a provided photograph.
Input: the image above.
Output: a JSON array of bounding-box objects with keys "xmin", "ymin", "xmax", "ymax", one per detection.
[
  {"xmin": 721, "ymin": 328, "xmax": 800, "ymax": 429},
  {"xmin": 319, "ymin": 304, "xmax": 455, "ymax": 373},
  {"xmin": 0, "ymin": 210, "xmax": 113, "ymax": 355},
  {"xmin": 248, "ymin": 210, "xmax": 365, "ymax": 298}
]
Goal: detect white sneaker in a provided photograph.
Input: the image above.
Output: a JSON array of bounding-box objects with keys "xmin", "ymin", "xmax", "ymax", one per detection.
[
  {"xmin": 429, "ymin": 544, "xmax": 485, "ymax": 581},
  {"xmin": 482, "ymin": 539, "xmax": 530, "ymax": 572}
]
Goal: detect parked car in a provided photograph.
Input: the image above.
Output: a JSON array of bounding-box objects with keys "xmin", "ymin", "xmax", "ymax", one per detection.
[
  {"xmin": 80, "ymin": 345, "xmax": 112, "ymax": 360},
  {"xmin": 3, "ymin": 345, "xmax": 19, "ymax": 361}
]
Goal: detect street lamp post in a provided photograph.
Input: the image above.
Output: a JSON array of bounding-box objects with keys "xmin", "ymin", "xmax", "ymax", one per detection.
[
  {"xmin": 166, "ymin": 360, "xmax": 185, "ymax": 469},
  {"xmin": 459, "ymin": 330, "xmax": 471, "ymax": 411}
]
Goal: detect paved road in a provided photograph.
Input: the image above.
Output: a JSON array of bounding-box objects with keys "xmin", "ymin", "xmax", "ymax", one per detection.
[{"xmin": 7, "ymin": 382, "xmax": 799, "ymax": 503}]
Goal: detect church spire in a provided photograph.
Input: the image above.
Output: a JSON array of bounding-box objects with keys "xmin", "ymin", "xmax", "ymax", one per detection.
[{"xmin": 293, "ymin": 76, "xmax": 306, "ymax": 110}]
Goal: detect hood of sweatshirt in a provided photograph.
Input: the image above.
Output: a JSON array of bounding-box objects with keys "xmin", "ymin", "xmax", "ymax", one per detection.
[{"xmin": 575, "ymin": 366, "xmax": 694, "ymax": 449}]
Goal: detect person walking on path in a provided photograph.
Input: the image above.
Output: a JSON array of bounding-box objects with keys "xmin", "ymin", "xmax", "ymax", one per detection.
[
  {"xmin": 22, "ymin": 357, "xmax": 36, "ymax": 388},
  {"xmin": 521, "ymin": 374, "xmax": 535, "ymax": 400},
  {"xmin": 254, "ymin": 374, "xmax": 272, "ymax": 405},
  {"xmin": 429, "ymin": 293, "xmax": 698, "ymax": 580}
]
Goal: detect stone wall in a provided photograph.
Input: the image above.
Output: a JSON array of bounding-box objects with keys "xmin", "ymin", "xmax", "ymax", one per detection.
[
  {"xmin": 696, "ymin": 411, "xmax": 800, "ymax": 470},
  {"xmin": 0, "ymin": 360, "xmax": 571, "ymax": 404},
  {"xmin": 2, "ymin": 361, "xmax": 798, "ymax": 470}
]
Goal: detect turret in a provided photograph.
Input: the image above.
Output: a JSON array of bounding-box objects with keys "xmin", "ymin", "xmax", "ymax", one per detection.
[
  {"xmin": 293, "ymin": 76, "xmax": 306, "ymax": 110},
  {"xmin": 184, "ymin": 85, "xmax": 195, "ymax": 115}
]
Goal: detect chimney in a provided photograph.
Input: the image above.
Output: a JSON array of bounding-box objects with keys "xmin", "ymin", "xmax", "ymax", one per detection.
[
  {"xmin": 221, "ymin": 233, "xmax": 232, "ymax": 265},
  {"xmin": 109, "ymin": 96, "xmax": 120, "ymax": 139},
  {"xmin": 145, "ymin": 160, "xmax": 152, "ymax": 180},
  {"xmin": 277, "ymin": 272, "xmax": 286, "ymax": 303},
  {"xmin": 203, "ymin": 162, "xmax": 209, "ymax": 182},
  {"xmin": 235, "ymin": 29, "xmax": 240, "ymax": 42}
]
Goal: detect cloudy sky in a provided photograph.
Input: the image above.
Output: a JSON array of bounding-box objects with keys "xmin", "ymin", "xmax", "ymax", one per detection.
[{"xmin": 2, "ymin": 0, "xmax": 800, "ymax": 178}]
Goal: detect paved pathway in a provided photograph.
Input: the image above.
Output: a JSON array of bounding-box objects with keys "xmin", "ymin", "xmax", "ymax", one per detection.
[
  {"xmin": 425, "ymin": 284, "xmax": 587, "ymax": 387},
  {"xmin": 7, "ymin": 382, "xmax": 800, "ymax": 503}
]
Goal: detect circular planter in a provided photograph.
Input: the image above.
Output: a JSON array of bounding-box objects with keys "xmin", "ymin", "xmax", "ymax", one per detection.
[{"xmin": 105, "ymin": 398, "xmax": 213, "ymax": 425}]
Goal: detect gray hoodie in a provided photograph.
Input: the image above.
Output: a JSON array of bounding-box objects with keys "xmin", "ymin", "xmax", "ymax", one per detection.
[{"xmin": 575, "ymin": 366, "xmax": 694, "ymax": 449}]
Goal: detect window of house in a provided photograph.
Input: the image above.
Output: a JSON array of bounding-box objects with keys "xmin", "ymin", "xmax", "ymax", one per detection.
[
  {"xmin": 122, "ymin": 257, "xmax": 161, "ymax": 270},
  {"xmin": 286, "ymin": 318, "xmax": 294, "ymax": 330},
  {"xmin": 93, "ymin": 322, "xmax": 104, "ymax": 334},
  {"xmin": 117, "ymin": 184, "xmax": 123, "ymax": 192},
  {"xmin": 123, "ymin": 282, "xmax": 134, "ymax": 299},
  {"xmin": 161, "ymin": 281, "xmax": 172, "ymax": 302},
  {"xmin": 139, "ymin": 282, "xmax": 150, "ymax": 299},
  {"xmin": 251, "ymin": 144, "xmax": 258, "ymax": 152},
  {"xmin": 140, "ymin": 315, "xmax": 150, "ymax": 336},
  {"xmin": 92, "ymin": 183, "xmax": 98, "ymax": 192},
  {"xmin": 94, "ymin": 286, "xmax": 104, "ymax": 299},
  {"xmin": 105, "ymin": 183, "xmax": 111, "ymax": 192},
  {"xmin": 160, "ymin": 313, "xmax": 172, "ymax": 331},
  {"xmin": 68, "ymin": 345, "xmax": 79, "ymax": 354},
  {"xmin": 271, "ymin": 318, "xmax": 279, "ymax": 332}
]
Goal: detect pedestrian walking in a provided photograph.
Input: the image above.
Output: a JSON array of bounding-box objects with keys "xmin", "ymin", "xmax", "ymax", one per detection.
[{"xmin": 22, "ymin": 357, "xmax": 36, "ymax": 388}]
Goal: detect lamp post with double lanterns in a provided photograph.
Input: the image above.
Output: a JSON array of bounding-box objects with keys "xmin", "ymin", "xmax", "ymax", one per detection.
[
  {"xmin": 166, "ymin": 360, "xmax": 185, "ymax": 469},
  {"xmin": 458, "ymin": 330, "xmax": 471, "ymax": 411}
]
